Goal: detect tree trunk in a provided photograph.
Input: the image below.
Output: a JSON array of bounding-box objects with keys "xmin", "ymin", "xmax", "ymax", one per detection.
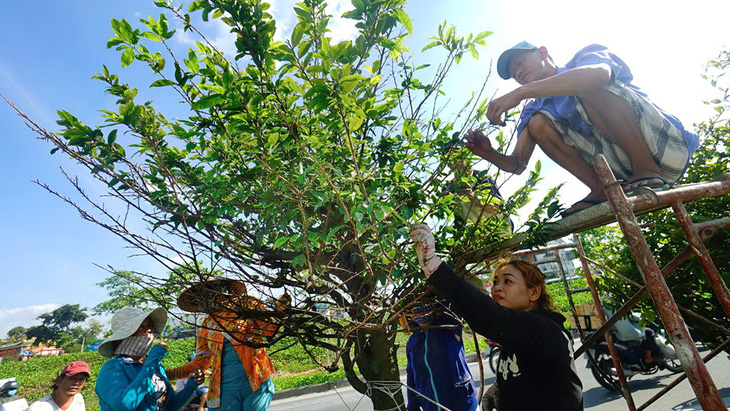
[{"xmin": 353, "ymin": 327, "xmax": 405, "ymax": 410}]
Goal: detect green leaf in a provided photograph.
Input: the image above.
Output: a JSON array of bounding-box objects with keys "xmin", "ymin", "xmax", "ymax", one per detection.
[
  {"xmin": 392, "ymin": 9, "xmax": 413, "ymax": 34},
  {"xmin": 292, "ymin": 254, "xmax": 307, "ymax": 268},
  {"xmin": 422, "ymin": 41, "xmax": 440, "ymax": 52},
  {"xmin": 191, "ymin": 94, "xmax": 225, "ymax": 110},
  {"xmin": 106, "ymin": 38, "xmax": 124, "ymax": 48},
  {"xmin": 158, "ymin": 13, "xmax": 169, "ymax": 34},
  {"xmin": 121, "ymin": 48, "xmax": 135, "ymax": 67},
  {"xmin": 348, "ymin": 115, "xmax": 364, "ymax": 131},
  {"xmin": 149, "ymin": 79, "xmax": 175, "ymax": 88},
  {"xmin": 113, "ymin": 19, "xmax": 135, "ymax": 43},
  {"xmin": 107, "ymin": 129, "xmax": 118, "ymax": 145},
  {"xmin": 291, "ymin": 23, "xmax": 305, "ymax": 47},
  {"xmin": 325, "ymin": 225, "xmax": 344, "ymax": 242},
  {"xmin": 273, "ymin": 237, "xmax": 289, "ymax": 248},
  {"xmin": 469, "ymin": 44, "xmax": 479, "ymax": 59},
  {"xmin": 142, "ymin": 32, "xmax": 162, "ymax": 41},
  {"xmin": 393, "ymin": 160, "xmax": 404, "ymax": 174}
]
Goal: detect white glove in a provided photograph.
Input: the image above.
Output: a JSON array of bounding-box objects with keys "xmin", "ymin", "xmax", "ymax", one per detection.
[{"xmin": 408, "ymin": 224, "xmax": 443, "ymax": 277}]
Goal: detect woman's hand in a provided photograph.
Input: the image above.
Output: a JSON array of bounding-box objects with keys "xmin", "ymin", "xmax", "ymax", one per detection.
[
  {"xmin": 408, "ymin": 225, "xmax": 443, "ymax": 277},
  {"xmin": 189, "ymin": 369, "xmax": 205, "ymax": 385}
]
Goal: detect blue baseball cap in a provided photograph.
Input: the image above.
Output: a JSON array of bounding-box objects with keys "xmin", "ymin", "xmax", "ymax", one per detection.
[{"xmin": 497, "ymin": 41, "xmax": 538, "ymax": 80}]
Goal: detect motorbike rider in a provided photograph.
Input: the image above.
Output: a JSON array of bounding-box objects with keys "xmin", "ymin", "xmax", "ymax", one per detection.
[{"xmin": 608, "ymin": 310, "xmax": 661, "ymax": 367}]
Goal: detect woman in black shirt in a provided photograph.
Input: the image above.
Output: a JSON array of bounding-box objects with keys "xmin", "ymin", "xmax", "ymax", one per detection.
[{"xmin": 409, "ymin": 225, "xmax": 583, "ymax": 411}]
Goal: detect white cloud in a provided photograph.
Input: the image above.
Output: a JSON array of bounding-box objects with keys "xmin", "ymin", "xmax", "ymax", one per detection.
[
  {"xmin": 268, "ymin": 0, "xmax": 298, "ymax": 42},
  {"xmin": 174, "ymin": 17, "xmax": 238, "ymax": 59},
  {"xmin": 0, "ymin": 304, "xmax": 61, "ymax": 339},
  {"xmin": 269, "ymin": 0, "xmax": 357, "ymax": 43},
  {"xmin": 0, "ymin": 63, "xmax": 57, "ymax": 129},
  {"xmin": 324, "ymin": 0, "xmax": 358, "ymax": 43}
]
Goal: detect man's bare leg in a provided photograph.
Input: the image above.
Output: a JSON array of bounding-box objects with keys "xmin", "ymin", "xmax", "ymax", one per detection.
[
  {"xmin": 526, "ymin": 113, "xmax": 606, "ymax": 214},
  {"xmin": 577, "ymin": 88, "xmax": 667, "ymax": 190}
]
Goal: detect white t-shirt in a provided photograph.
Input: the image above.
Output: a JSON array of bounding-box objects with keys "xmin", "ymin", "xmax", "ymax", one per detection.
[{"xmin": 27, "ymin": 393, "xmax": 85, "ymax": 411}]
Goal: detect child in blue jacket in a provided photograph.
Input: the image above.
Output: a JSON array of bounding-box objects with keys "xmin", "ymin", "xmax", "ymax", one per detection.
[{"xmin": 405, "ymin": 301, "xmax": 478, "ymax": 411}]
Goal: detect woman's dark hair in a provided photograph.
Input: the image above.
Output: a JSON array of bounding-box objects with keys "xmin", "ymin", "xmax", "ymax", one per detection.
[{"xmin": 493, "ymin": 259, "xmax": 556, "ymax": 310}]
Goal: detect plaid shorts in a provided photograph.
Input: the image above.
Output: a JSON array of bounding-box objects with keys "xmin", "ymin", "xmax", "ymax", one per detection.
[{"xmin": 538, "ymin": 81, "xmax": 691, "ymax": 183}]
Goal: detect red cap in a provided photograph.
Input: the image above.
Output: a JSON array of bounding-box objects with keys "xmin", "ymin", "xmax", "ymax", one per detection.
[{"xmin": 61, "ymin": 361, "xmax": 90, "ymax": 377}]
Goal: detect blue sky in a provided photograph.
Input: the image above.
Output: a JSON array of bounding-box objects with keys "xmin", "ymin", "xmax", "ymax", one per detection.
[{"xmin": 1, "ymin": 0, "xmax": 728, "ymax": 338}]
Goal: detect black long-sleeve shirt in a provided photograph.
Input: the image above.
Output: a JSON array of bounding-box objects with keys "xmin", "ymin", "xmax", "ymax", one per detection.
[{"xmin": 428, "ymin": 263, "xmax": 583, "ymax": 411}]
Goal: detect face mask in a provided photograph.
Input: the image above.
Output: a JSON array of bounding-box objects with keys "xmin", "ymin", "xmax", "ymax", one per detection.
[{"xmin": 115, "ymin": 333, "xmax": 156, "ymax": 358}]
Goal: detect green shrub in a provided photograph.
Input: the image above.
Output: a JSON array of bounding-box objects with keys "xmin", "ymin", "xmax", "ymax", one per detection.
[{"xmin": 547, "ymin": 275, "xmax": 593, "ymax": 316}]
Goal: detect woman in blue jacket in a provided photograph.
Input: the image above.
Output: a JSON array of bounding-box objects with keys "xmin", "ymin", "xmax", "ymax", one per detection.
[{"xmin": 95, "ymin": 306, "xmax": 205, "ymax": 411}]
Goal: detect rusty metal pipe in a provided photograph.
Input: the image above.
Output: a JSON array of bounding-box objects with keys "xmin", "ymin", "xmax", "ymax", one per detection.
[
  {"xmin": 594, "ymin": 155, "xmax": 725, "ymax": 411},
  {"xmin": 671, "ymin": 201, "xmax": 730, "ymax": 319}
]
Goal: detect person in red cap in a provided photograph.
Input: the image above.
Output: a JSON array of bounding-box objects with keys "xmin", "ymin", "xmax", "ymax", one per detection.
[{"xmin": 27, "ymin": 361, "xmax": 90, "ymax": 411}]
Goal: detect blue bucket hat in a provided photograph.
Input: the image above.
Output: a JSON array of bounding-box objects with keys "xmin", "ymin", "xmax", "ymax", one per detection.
[{"xmin": 497, "ymin": 41, "xmax": 538, "ymax": 80}]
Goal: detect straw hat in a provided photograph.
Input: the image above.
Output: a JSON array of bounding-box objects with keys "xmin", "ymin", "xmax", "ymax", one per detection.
[
  {"xmin": 97, "ymin": 306, "xmax": 167, "ymax": 358},
  {"xmin": 177, "ymin": 279, "xmax": 247, "ymax": 313}
]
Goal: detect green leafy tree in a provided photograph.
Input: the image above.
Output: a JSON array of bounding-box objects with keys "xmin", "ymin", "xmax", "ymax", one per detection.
[
  {"xmin": 580, "ymin": 49, "xmax": 730, "ymax": 348},
  {"xmin": 9, "ymin": 1, "xmax": 559, "ymax": 408},
  {"xmin": 94, "ymin": 267, "xmax": 200, "ymax": 315},
  {"xmin": 26, "ymin": 304, "xmax": 88, "ymax": 345},
  {"xmin": 6, "ymin": 326, "xmax": 26, "ymax": 341}
]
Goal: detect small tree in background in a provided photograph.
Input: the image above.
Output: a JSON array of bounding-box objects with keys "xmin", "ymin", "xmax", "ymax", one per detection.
[
  {"xmin": 93, "ymin": 267, "xmax": 201, "ymax": 315},
  {"xmin": 57, "ymin": 319, "xmax": 104, "ymax": 352},
  {"xmin": 8, "ymin": 0, "xmax": 560, "ymax": 408},
  {"xmin": 6, "ymin": 326, "xmax": 27, "ymax": 342}
]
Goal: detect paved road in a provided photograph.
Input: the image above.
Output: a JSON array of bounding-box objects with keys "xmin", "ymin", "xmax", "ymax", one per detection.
[{"xmin": 271, "ymin": 343, "xmax": 730, "ymax": 410}]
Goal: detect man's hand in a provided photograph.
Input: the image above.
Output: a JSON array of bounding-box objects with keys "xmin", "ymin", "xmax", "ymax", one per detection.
[
  {"xmin": 464, "ymin": 129, "xmax": 493, "ymax": 159},
  {"xmin": 408, "ymin": 225, "xmax": 443, "ymax": 277},
  {"xmin": 486, "ymin": 91, "xmax": 522, "ymax": 125}
]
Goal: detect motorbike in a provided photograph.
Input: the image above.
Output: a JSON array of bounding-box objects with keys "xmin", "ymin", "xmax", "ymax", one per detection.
[
  {"xmin": 0, "ymin": 378, "xmax": 28, "ymax": 411},
  {"xmin": 586, "ymin": 326, "xmax": 684, "ymax": 391},
  {"xmin": 482, "ymin": 338, "xmax": 501, "ymax": 374}
]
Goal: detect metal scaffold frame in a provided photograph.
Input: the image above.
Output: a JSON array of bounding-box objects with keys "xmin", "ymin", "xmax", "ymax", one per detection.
[{"xmin": 486, "ymin": 155, "xmax": 730, "ymax": 410}]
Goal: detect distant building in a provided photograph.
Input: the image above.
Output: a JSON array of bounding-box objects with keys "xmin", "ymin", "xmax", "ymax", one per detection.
[
  {"xmin": 522, "ymin": 238, "xmax": 579, "ymax": 279},
  {"xmin": 32, "ymin": 344, "xmax": 64, "ymax": 357},
  {"xmin": 0, "ymin": 341, "xmax": 31, "ymax": 362}
]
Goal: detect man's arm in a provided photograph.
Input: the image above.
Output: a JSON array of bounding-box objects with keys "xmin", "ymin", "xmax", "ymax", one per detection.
[
  {"xmin": 464, "ymin": 127, "xmax": 536, "ymax": 175},
  {"xmin": 487, "ymin": 63, "xmax": 612, "ymax": 124}
]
